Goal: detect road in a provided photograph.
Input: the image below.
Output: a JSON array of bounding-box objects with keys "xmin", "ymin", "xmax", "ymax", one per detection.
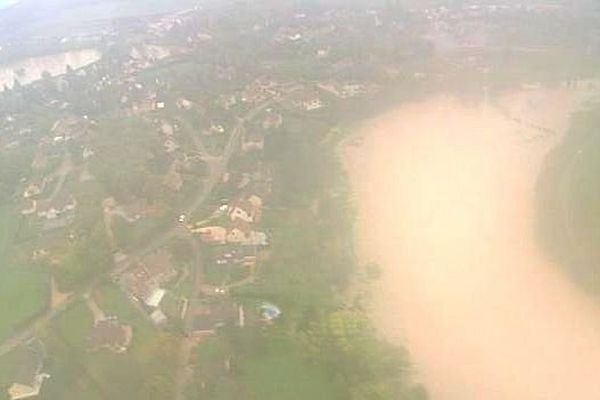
[
  {"xmin": 0, "ymin": 98, "xmax": 275, "ymax": 357},
  {"xmin": 113, "ymin": 98, "xmax": 275, "ymax": 275},
  {"xmin": 171, "ymin": 97, "xmax": 284, "ymax": 399}
]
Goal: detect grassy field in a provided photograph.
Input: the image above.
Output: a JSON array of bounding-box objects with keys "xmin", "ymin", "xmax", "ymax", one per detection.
[
  {"xmin": 0, "ymin": 347, "xmax": 23, "ymax": 400},
  {"xmin": 238, "ymin": 338, "xmax": 343, "ymax": 400},
  {"xmin": 34, "ymin": 283, "xmax": 179, "ymax": 400},
  {"xmin": 0, "ymin": 206, "xmax": 48, "ymax": 342},
  {"xmin": 188, "ymin": 332, "xmax": 344, "ymax": 400}
]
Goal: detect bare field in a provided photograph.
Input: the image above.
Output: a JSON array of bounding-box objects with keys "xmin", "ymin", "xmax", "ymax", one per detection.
[{"xmin": 345, "ymin": 89, "xmax": 600, "ymax": 399}]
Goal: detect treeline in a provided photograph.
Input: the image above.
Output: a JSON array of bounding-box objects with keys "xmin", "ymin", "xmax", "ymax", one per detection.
[{"xmin": 537, "ymin": 102, "xmax": 600, "ymax": 294}]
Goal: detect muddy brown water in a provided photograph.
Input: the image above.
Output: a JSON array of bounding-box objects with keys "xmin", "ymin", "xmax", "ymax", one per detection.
[{"xmin": 345, "ymin": 90, "xmax": 600, "ymax": 399}]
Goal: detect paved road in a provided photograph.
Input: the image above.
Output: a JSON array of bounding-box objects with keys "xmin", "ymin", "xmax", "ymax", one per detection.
[
  {"xmin": 113, "ymin": 98, "xmax": 274, "ymax": 275},
  {"xmin": 0, "ymin": 98, "xmax": 275, "ymax": 357}
]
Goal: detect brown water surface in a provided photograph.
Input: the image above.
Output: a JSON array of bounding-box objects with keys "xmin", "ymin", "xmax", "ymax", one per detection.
[{"xmin": 345, "ymin": 90, "xmax": 600, "ymax": 399}]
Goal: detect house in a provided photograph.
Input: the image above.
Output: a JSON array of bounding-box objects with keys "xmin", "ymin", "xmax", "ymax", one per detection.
[
  {"xmin": 288, "ymin": 89, "xmax": 325, "ymax": 111},
  {"xmin": 87, "ymin": 317, "xmax": 133, "ymax": 353},
  {"xmin": 23, "ymin": 179, "xmax": 47, "ymax": 199},
  {"xmin": 7, "ymin": 340, "xmax": 50, "ymax": 400},
  {"xmin": 150, "ymin": 309, "xmax": 168, "ymax": 325},
  {"xmin": 302, "ymin": 96, "xmax": 324, "ymax": 111},
  {"xmin": 122, "ymin": 249, "xmax": 176, "ymax": 305},
  {"xmin": 228, "ymin": 195, "xmax": 263, "ymax": 223},
  {"xmin": 123, "ymin": 278, "xmax": 166, "ymax": 308},
  {"xmin": 145, "ymin": 288, "xmax": 167, "ymax": 308},
  {"xmin": 82, "ymin": 147, "xmax": 95, "ymax": 160},
  {"xmin": 188, "ymin": 300, "xmax": 240, "ymax": 337},
  {"xmin": 36, "ymin": 195, "xmax": 77, "ymax": 220},
  {"xmin": 163, "ymin": 138, "xmax": 180, "ymax": 153},
  {"xmin": 160, "ymin": 121, "xmax": 175, "ymax": 136},
  {"xmin": 209, "ymin": 123, "xmax": 225, "ymax": 135},
  {"xmin": 21, "ymin": 200, "xmax": 37, "ymax": 216},
  {"xmin": 317, "ymin": 81, "xmax": 366, "ymax": 99},
  {"xmin": 226, "ymin": 220, "xmax": 252, "ymax": 243},
  {"xmin": 193, "ymin": 226, "xmax": 228, "ymax": 244},
  {"xmin": 261, "ymin": 111, "xmax": 283, "ymax": 130},
  {"xmin": 142, "ymin": 249, "xmax": 177, "ymax": 284},
  {"xmin": 222, "ymin": 245, "xmax": 258, "ymax": 267},
  {"xmin": 316, "ymin": 46, "xmax": 331, "ymax": 58},
  {"xmin": 240, "ymin": 79, "xmax": 280, "ymax": 105},
  {"xmin": 176, "ymin": 98, "xmax": 193, "ymax": 110},
  {"xmin": 242, "ymin": 128, "xmax": 267, "ymax": 152},
  {"xmin": 122, "ymin": 270, "xmax": 155, "ymax": 303}
]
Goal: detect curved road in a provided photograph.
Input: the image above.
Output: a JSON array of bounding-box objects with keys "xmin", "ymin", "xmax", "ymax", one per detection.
[{"xmin": 0, "ymin": 97, "xmax": 276, "ymax": 357}]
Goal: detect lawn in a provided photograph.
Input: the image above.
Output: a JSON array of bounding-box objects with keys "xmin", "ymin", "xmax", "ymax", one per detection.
[
  {"xmin": 38, "ymin": 284, "xmax": 180, "ymax": 400},
  {"xmin": 0, "ymin": 206, "xmax": 48, "ymax": 342},
  {"xmin": 238, "ymin": 338, "xmax": 343, "ymax": 400},
  {"xmin": 0, "ymin": 348, "xmax": 22, "ymax": 400},
  {"xmin": 41, "ymin": 301, "xmax": 105, "ymax": 400},
  {"xmin": 0, "ymin": 206, "xmax": 18, "ymax": 253},
  {"xmin": 186, "ymin": 334, "xmax": 343, "ymax": 400}
]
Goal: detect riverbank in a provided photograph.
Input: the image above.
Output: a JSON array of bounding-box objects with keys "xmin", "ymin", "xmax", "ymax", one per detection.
[
  {"xmin": 344, "ymin": 88, "xmax": 600, "ymax": 399},
  {"xmin": 536, "ymin": 98, "xmax": 600, "ymax": 294},
  {"xmin": 0, "ymin": 49, "xmax": 101, "ymax": 91}
]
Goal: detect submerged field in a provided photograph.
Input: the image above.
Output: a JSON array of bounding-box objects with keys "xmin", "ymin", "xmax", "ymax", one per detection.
[{"xmin": 345, "ymin": 88, "xmax": 600, "ymax": 399}]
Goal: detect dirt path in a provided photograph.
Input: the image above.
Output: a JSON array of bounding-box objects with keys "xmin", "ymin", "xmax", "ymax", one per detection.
[
  {"xmin": 345, "ymin": 89, "xmax": 600, "ymax": 399},
  {"xmin": 50, "ymin": 277, "xmax": 70, "ymax": 309},
  {"xmin": 84, "ymin": 294, "xmax": 106, "ymax": 323}
]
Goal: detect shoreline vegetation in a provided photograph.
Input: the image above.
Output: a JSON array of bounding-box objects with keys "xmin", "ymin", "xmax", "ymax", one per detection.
[
  {"xmin": 537, "ymin": 101, "xmax": 600, "ymax": 295},
  {"xmin": 188, "ymin": 87, "xmax": 430, "ymax": 399},
  {"xmin": 344, "ymin": 87, "xmax": 600, "ymax": 399}
]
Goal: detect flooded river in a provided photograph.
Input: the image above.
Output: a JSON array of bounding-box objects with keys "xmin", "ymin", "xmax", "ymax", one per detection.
[
  {"xmin": 346, "ymin": 89, "xmax": 600, "ymax": 399},
  {"xmin": 0, "ymin": 49, "xmax": 100, "ymax": 91}
]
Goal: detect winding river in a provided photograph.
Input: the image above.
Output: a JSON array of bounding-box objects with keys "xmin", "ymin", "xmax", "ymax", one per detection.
[
  {"xmin": 345, "ymin": 88, "xmax": 600, "ymax": 399},
  {"xmin": 0, "ymin": 49, "xmax": 101, "ymax": 91}
]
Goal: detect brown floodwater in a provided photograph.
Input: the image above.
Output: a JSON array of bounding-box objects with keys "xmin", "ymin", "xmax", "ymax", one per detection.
[{"xmin": 345, "ymin": 90, "xmax": 600, "ymax": 399}]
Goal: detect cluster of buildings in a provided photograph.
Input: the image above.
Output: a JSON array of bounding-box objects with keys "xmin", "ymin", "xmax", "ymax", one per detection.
[
  {"xmin": 17, "ymin": 118, "xmax": 88, "ymax": 231},
  {"xmin": 7, "ymin": 1, "xmax": 584, "ymax": 398},
  {"xmin": 7, "ymin": 315, "xmax": 133, "ymax": 400},
  {"xmin": 119, "ymin": 249, "xmax": 177, "ymax": 325},
  {"xmin": 192, "ymin": 193, "xmax": 267, "ymax": 269}
]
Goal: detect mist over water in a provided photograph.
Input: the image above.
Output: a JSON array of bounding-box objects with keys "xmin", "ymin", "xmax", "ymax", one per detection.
[{"xmin": 346, "ymin": 89, "xmax": 600, "ymax": 399}]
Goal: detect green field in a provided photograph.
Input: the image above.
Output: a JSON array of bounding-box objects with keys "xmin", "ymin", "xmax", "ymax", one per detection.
[
  {"xmin": 37, "ymin": 284, "xmax": 179, "ymax": 400},
  {"xmin": 0, "ymin": 206, "xmax": 48, "ymax": 342},
  {"xmin": 239, "ymin": 338, "xmax": 343, "ymax": 400}
]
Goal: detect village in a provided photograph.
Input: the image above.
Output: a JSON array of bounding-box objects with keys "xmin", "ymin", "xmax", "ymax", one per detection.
[{"xmin": 0, "ymin": 0, "xmax": 595, "ymax": 399}]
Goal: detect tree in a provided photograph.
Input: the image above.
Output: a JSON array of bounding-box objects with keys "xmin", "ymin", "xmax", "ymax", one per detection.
[
  {"xmin": 55, "ymin": 223, "xmax": 113, "ymax": 291},
  {"xmin": 301, "ymin": 309, "xmax": 419, "ymax": 399}
]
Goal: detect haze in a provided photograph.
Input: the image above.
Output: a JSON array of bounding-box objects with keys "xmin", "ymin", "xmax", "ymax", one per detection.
[
  {"xmin": 347, "ymin": 89, "xmax": 600, "ymax": 399},
  {"xmin": 1, "ymin": 1, "xmax": 600, "ymax": 399}
]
